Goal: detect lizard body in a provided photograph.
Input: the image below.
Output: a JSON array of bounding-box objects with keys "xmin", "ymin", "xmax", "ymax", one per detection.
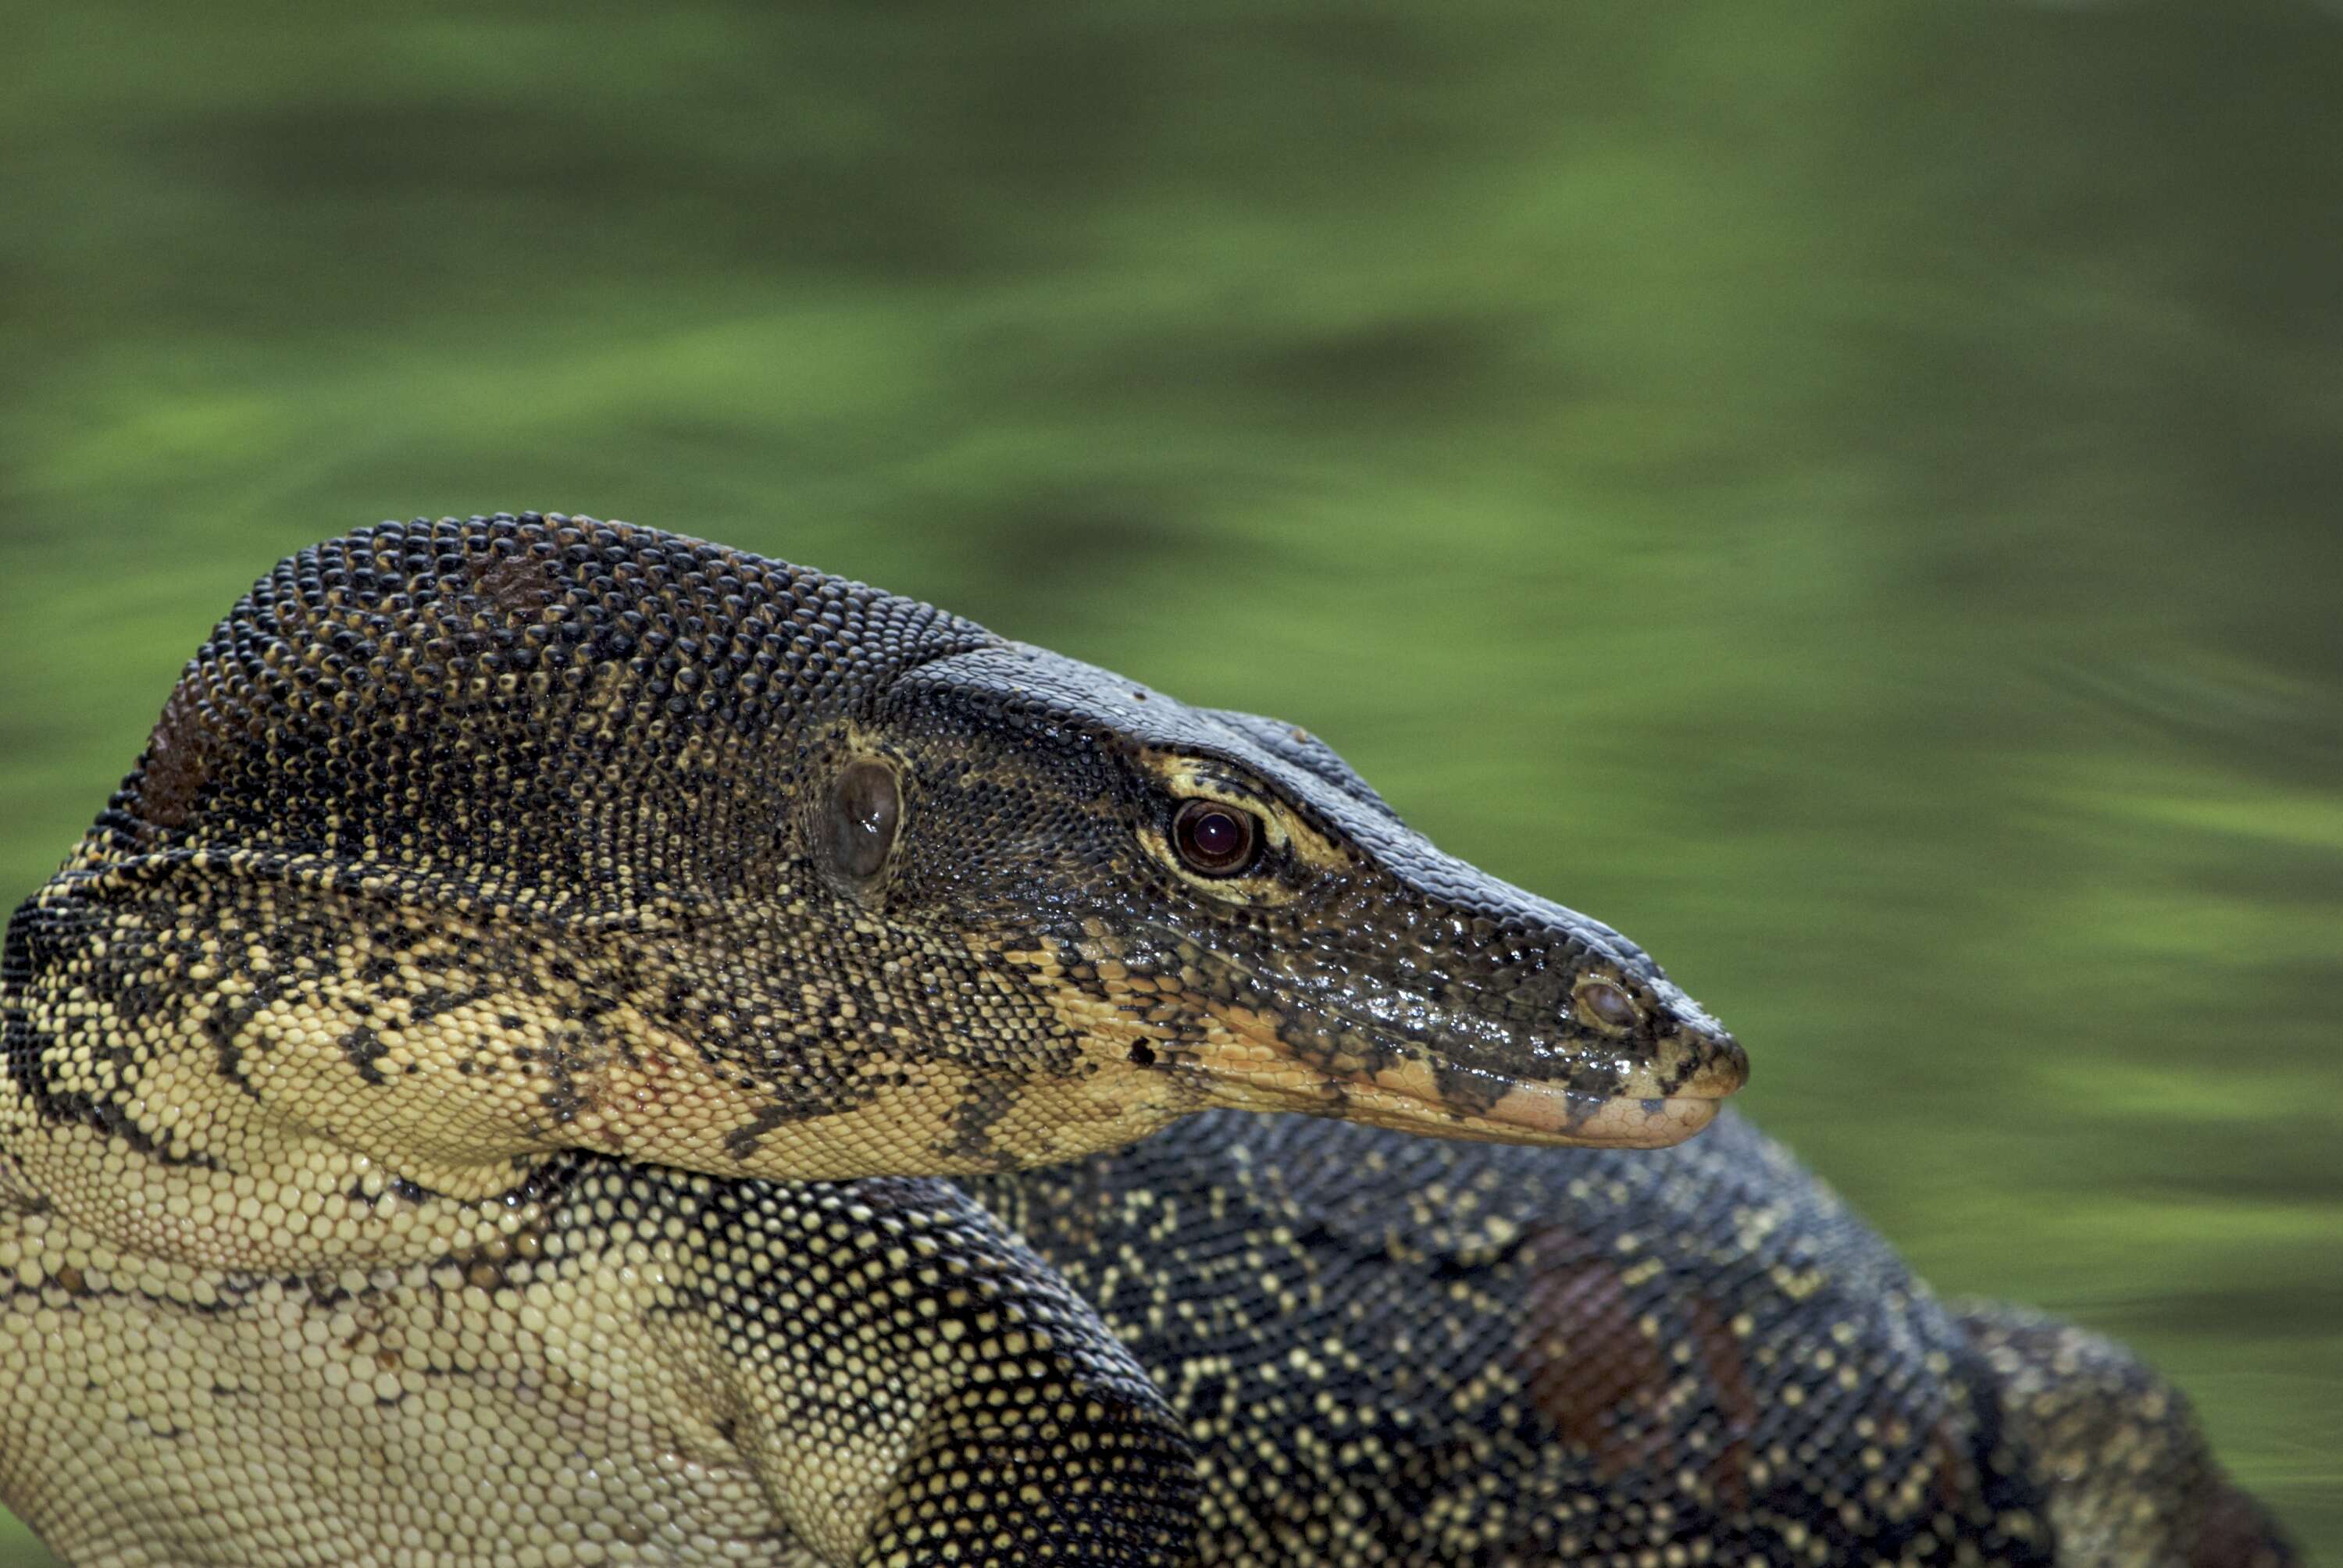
[
  {"xmin": 0, "ymin": 514, "xmax": 2293, "ymax": 1565},
  {"xmin": 977, "ymin": 1112, "xmax": 2295, "ymax": 1566}
]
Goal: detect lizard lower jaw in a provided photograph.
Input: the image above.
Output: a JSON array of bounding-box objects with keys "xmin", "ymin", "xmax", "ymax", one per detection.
[
  {"xmin": 1188, "ymin": 1058, "xmax": 1730, "ymax": 1149},
  {"xmin": 1172, "ymin": 1010, "xmax": 1745, "ymax": 1150},
  {"xmin": 1322, "ymin": 1075, "xmax": 1726, "ymax": 1149},
  {"xmin": 1416, "ymin": 1078, "xmax": 1725, "ymax": 1148}
]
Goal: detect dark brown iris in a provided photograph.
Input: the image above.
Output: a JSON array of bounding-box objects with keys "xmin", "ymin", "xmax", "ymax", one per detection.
[
  {"xmin": 1172, "ymin": 798, "xmax": 1258, "ymax": 877},
  {"xmin": 1574, "ymin": 977, "xmax": 1642, "ymax": 1033},
  {"xmin": 822, "ymin": 758, "xmax": 901, "ymax": 885}
]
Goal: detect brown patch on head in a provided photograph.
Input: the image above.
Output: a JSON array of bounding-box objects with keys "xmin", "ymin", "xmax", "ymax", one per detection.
[
  {"xmin": 137, "ymin": 679, "xmax": 226, "ymax": 831},
  {"xmin": 476, "ymin": 548, "xmax": 560, "ymax": 618}
]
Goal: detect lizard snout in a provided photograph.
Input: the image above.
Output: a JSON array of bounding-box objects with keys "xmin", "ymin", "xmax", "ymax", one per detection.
[
  {"xmin": 1415, "ymin": 978, "xmax": 1749, "ymax": 1149},
  {"xmin": 1597, "ymin": 982, "xmax": 1748, "ymax": 1102},
  {"xmin": 1671, "ymin": 1027, "xmax": 1749, "ymax": 1099},
  {"xmin": 1167, "ymin": 957, "xmax": 1749, "ymax": 1152}
]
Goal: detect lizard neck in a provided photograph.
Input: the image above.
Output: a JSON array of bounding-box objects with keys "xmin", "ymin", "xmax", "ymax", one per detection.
[
  {"xmin": 2, "ymin": 857, "xmax": 594, "ymax": 1272},
  {"xmin": 0, "ymin": 1061, "xmax": 571, "ymax": 1274}
]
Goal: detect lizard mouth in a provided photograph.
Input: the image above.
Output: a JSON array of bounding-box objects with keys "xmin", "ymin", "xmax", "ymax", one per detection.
[
  {"xmin": 1177, "ymin": 1019, "xmax": 1742, "ymax": 1150},
  {"xmin": 1108, "ymin": 921, "xmax": 1744, "ymax": 1151},
  {"xmin": 1339, "ymin": 1071, "xmax": 1727, "ymax": 1148},
  {"xmin": 1189, "ymin": 1057, "xmax": 1728, "ymax": 1149}
]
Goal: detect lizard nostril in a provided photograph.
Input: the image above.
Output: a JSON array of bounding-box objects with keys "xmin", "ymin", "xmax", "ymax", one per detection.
[{"xmin": 1572, "ymin": 978, "xmax": 1642, "ymax": 1034}]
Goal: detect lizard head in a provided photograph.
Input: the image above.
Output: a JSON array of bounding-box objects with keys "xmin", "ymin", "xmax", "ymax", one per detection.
[
  {"xmin": 835, "ymin": 642, "xmax": 1746, "ymax": 1166},
  {"xmin": 11, "ymin": 515, "xmax": 1741, "ymax": 1199}
]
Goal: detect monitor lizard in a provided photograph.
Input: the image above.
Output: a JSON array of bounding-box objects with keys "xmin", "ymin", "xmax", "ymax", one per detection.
[{"xmin": 0, "ymin": 513, "xmax": 2295, "ymax": 1566}]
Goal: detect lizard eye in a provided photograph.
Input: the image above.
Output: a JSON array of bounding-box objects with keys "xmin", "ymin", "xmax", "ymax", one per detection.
[
  {"xmin": 1172, "ymin": 799, "xmax": 1259, "ymax": 877},
  {"xmin": 1574, "ymin": 977, "xmax": 1642, "ymax": 1034},
  {"xmin": 822, "ymin": 759, "xmax": 901, "ymax": 885}
]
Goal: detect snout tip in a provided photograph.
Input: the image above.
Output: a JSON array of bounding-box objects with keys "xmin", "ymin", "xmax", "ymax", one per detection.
[
  {"xmin": 1471, "ymin": 1019, "xmax": 1744, "ymax": 1149},
  {"xmin": 1675, "ymin": 1025, "xmax": 1749, "ymax": 1099}
]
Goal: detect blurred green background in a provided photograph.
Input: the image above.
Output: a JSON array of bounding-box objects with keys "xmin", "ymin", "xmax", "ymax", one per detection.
[{"xmin": 3, "ymin": 0, "xmax": 2338, "ymax": 1560}]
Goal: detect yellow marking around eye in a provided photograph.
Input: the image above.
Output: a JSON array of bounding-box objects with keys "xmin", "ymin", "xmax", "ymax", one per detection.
[{"xmin": 1134, "ymin": 754, "xmax": 1353, "ymax": 899}]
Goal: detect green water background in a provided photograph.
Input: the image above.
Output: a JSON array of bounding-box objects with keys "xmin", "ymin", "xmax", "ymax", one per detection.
[{"xmin": 2, "ymin": 2, "xmax": 2337, "ymax": 1559}]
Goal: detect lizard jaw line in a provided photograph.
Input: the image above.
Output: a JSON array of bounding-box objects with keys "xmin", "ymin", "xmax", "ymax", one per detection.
[
  {"xmin": 1186, "ymin": 1060, "xmax": 1727, "ymax": 1149},
  {"xmin": 1168, "ymin": 1007, "xmax": 1740, "ymax": 1149}
]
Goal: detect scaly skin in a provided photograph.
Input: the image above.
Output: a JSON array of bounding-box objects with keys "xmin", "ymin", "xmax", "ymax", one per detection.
[
  {"xmin": 976, "ymin": 1114, "xmax": 2297, "ymax": 1567},
  {"xmin": 0, "ymin": 514, "xmax": 2291, "ymax": 1565}
]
